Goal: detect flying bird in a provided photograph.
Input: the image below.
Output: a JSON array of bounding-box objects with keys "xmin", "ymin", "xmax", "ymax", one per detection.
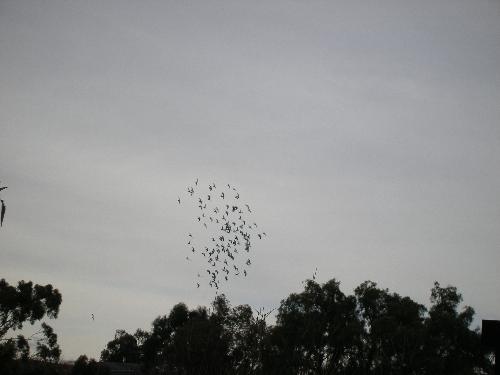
[
  {"xmin": 179, "ymin": 179, "xmax": 266, "ymax": 289},
  {"xmin": 91, "ymin": 314, "xmax": 94, "ymax": 321},
  {"xmin": 0, "ymin": 200, "xmax": 5, "ymax": 227}
]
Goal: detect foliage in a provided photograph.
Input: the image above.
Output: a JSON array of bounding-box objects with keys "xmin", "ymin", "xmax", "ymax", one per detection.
[
  {"xmin": 0, "ymin": 278, "xmax": 62, "ymax": 373},
  {"xmin": 72, "ymin": 355, "xmax": 109, "ymax": 375},
  {"xmin": 100, "ymin": 329, "xmax": 140, "ymax": 363},
  {"xmin": 100, "ymin": 279, "xmax": 492, "ymax": 375}
]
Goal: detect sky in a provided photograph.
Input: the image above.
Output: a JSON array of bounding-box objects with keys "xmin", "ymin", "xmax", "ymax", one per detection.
[{"xmin": 1, "ymin": 0, "xmax": 500, "ymax": 361}]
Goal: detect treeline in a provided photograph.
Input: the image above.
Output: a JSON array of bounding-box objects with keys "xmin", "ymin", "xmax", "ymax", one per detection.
[
  {"xmin": 78, "ymin": 279, "xmax": 492, "ymax": 375},
  {"xmin": 0, "ymin": 277, "xmax": 493, "ymax": 374}
]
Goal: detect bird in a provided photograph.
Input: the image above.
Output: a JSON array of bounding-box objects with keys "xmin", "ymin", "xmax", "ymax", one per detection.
[
  {"xmin": 91, "ymin": 314, "xmax": 94, "ymax": 321},
  {"xmin": 179, "ymin": 180, "xmax": 266, "ymax": 289},
  {"xmin": 0, "ymin": 200, "xmax": 5, "ymax": 227},
  {"xmin": 177, "ymin": 197, "xmax": 181, "ymax": 204},
  {"xmin": 197, "ymin": 283, "xmax": 200, "ymax": 288},
  {"xmin": 312, "ymin": 267, "xmax": 318, "ymax": 280}
]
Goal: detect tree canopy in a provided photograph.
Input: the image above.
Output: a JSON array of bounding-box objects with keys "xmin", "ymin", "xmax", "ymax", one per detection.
[
  {"xmin": 97, "ymin": 278, "xmax": 492, "ymax": 375},
  {"xmin": 0, "ymin": 278, "xmax": 62, "ymax": 374}
]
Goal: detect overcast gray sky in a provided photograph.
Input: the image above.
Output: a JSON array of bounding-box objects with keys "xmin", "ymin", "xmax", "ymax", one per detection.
[{"xmin": 1, "ymin": 0, "xmax": 500, "ymax": 360}]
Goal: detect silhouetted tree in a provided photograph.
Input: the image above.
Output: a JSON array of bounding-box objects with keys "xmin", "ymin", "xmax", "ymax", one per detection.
[
  {"xmin": 100, "ymin": 330, "xmax": 140, "ymax": 363},
  {"xmin": 101, "ymin": 278, "xmax": 492, "ymax": 374},
  {"xmin": 0, "ymin": 279, "xmax": 62, "ymax": 374},
  {"xmin": 72, "ymin": 355, "xmax": 109, "ymax": 375},
  {"xmin": 421, "ymin": 282, "xmax": 490, "ymax": 374},
  {"xmin": 263, "ymin": 279, "xmax": 363, "ymax": 374},
  {"xmin": 355, "ymin": 281, "xmax": 427, "ymax": 374}
]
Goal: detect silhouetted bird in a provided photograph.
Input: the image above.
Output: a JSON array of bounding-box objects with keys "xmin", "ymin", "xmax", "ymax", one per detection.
[
  {"xmin": 178, "ymin": 197, "xmax": 181, "ymax": 204},
  {"xmin": 91, "ymin": 314, "xmax": 94, "ymax": 321},
  {"xmin": 0, "ymin": 200, "xmax": 5, "ymax": 227}
]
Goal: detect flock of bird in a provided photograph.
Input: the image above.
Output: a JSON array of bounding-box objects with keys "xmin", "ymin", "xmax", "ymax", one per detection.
[{"xmin": 178, "ymin": 179, "xmax": 266, "ymax": 290}]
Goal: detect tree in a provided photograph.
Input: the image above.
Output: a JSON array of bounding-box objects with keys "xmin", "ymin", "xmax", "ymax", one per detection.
[
  {"xmin": 422, "ymin": 282, "xmax": 491, "ymax": 374},
  {"xmin": 100, "ymin": 330, "xmax": 140, "ymax": 363},
  {"xmin": 72, "ymin": 355, "xmax": 110, "ymax": 375},
  {"xmin": 100, "ymin": 278, "xmax": 492, "ymax": 374},
  {"xmin": 355, "ymin": 281, "xmax": 427, "ymax": 374},
  {"xmin": 0, "ymin": 278, "xmax": 62, "ymax": 373},
  {"xmin": 264, "ymin": 279, "xmax": 363, "ymax": 374}
]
